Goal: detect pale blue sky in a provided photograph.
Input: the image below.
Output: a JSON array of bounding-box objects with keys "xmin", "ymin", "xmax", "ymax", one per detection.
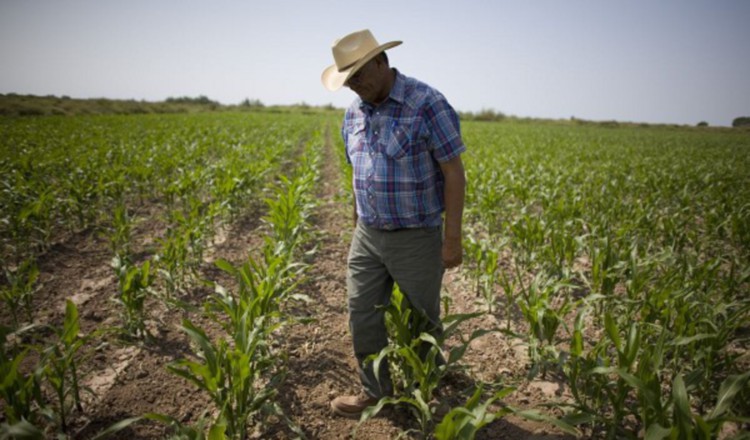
[{"xmin": 1, "ymin": 0, "xmax": 748, "ymax": 126}]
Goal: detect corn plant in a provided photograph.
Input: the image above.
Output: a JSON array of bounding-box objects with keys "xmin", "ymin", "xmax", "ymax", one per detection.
[
  {"xmin": 360, "ymin": 286, "xmax": 492, "ymax": 435},
  {"xmin": 463, "ymin": 235, "xmax": 502, "ymax": 314},
  {"xmin": 0, "ymin": 420, "xmax": 46, "ymax": 439},
  {"xmin": 107, "ymin": 203, "xmax": 132, "ymax": 260},
  {"xmin": 262, "ymin": 136, "xmax": 320, "ymax": 259},
  {"xmin": 60, "ymin": 165, "xmax": 100, "ymax": 231},
  {"xmin": 168, "ymin": 318, "xmax": 291, "ymax": 440},
  {"xmin": 157, "ymin": 223, "xmax": 192, "ymax": 299},
  {"xmin": 141, "ymin": 412, "xmax": 219, "ymax": 440},
  {"xmin": 111, "ymin": 256, "xmax": 154, "ymax": 339},
  {"xmin": 513, "ymin": 270, "xmax": 574, "ymax": 379},
  {"xmin": 1, "ymin": 304, "xmax": 98, "ymax": 438},
  {"xmin": 157, "ymin": 199, "xmax": 216, "ymax": 300},
  {"xmin": 657, "ymin": 371, "xmax": 750, "ymax": 439},
  {"xmin": 39, "ymin": 300, "xmax": 91, "ymax": 434},
  {"xmin": 262, "ymin": 173, "xmax": 316, "ymax": 257},
  {"xmin": 1, "ymin": 258, "xmax": 39, "ymax": 328},
  {"xmin": 433, "ymin": 385, "xmax": 514, "ymax": 440},
  {"xmin": 0, "ymin": 326, "xmax": 44, "ymax": 433},
  {"xmin": 18, "ymin": 187, "xmax": 56, "ymax": 255},
  {"xmin": 211, "ymin": 251, "xmax": 307, "ymax": 337}
]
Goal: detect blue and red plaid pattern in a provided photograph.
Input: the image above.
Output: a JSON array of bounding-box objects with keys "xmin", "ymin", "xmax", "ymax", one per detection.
[{"xmin": 342, "ymin": 70, "xmax": 466, "ymax": 230}]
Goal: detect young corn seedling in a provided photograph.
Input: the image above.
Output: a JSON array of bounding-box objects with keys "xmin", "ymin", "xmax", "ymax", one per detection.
[
  {"xmin": 39, "ymin": 300, "xmax": 92, "ymax": 434},
  {"xmin": 0, "ymin": 326, "xmax": 44, "ymax": 434},
  {"xmin": 190, "ymin": 253, "xmax": 308, "ymax": 438},
  {"xmin": 107, "ymin": 203, "xmax": 133, "ymax": 261},
  {"xmin": 1, "ymin": 258, "xmax": 39, "ymax": 328},
  {"xmin": 211, "ymin": 251, "xmax": 307, "ymax": 340},
  {"xmin": 463, "ymin": 236, "xmax": 501, "ymax": 314},
  {"xmin": 262, "ymin": 142, "xmax": 319, "ymax": 260},
  {"xmin": 433, "ymin": 385, "xmax": 515, "ymax": 440},
  {"xmin": 514, "ymin": 270, "xmax": 574, "ymax": 378},
  {"xmin": 140, "ymin": 412, "xmax": 218, "ymax": 440},
  {"xmin": 562, "ymin": 308, "xmax": 661, "ymax": 437},
  {"xmin": 262, "ymin": 175, "xmax": 311, "ymax": 256},
  {"xmin": 168, "ymin": 318, "xmax": 293, "ymax": 440},
  {"xmin": 18, "ymin": 187, "xmax": 56, "ymax": 254},
  {"xmin": 360, "ymin": 286, "xmax": 491, "ymax": 435},
  {"xmin": 157, "ymin": 223, "xmax": 191, "ymax": 300},
  {"xmin": 655, "ymin": 371, "xmax": 750, "ymax": 440},
  {"xmin": 111, "ymin": 256, "xmax": 154, "ymax": 340}
]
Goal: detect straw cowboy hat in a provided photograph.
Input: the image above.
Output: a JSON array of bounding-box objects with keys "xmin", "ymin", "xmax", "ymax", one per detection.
[{"xmin": 321, "ymin": 29, "xmax": 402, "ymax": 91}]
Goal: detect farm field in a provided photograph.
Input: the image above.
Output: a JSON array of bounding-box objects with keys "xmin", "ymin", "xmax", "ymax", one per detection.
[{"xmin": 1, "ymin": 111, "xmax": 748, "ymax": 439}]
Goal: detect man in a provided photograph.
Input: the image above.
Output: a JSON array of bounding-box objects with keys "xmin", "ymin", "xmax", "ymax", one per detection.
[{"xmin": 321, "ymin": 29, "xmax": 466, "ymax": 419}]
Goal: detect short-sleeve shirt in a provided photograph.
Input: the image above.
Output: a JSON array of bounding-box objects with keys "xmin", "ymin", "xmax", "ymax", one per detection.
[{"xmin": 342, "ymin": 70, "xmax": 466, "ymax": 230}]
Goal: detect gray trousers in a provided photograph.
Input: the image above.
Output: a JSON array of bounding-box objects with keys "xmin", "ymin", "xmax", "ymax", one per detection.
[{"xmin": 346, "ymin": 222, "xmax": 445, "ymax": 398}]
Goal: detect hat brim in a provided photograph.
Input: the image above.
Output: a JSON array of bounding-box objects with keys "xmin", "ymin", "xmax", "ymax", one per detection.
[{"xmin": 321, "ymin": 41, "xmax": 402, "ymax": 91}]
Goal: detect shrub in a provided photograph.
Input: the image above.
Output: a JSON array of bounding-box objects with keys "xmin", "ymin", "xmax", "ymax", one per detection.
[{"xmin": 732, "ymin": 116, "xmax": 750, "ymax": 127}]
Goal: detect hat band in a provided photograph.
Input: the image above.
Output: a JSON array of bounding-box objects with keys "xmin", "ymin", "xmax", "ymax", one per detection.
[{"xmin": 337, "ymin": 61, "xmax": 357, "ymax": 73}]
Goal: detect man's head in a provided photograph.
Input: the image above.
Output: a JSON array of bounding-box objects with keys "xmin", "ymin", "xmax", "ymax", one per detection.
[
  {"xmin": 343, "ymin": 52, "xmax": 395, "ymax": 104},
  {"xmin": 321, "ymin": 29, "xmax": 401, "ymax": 97}
]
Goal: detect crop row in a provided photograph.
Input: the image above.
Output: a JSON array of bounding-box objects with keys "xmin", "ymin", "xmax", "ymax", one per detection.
[
  {"xmin": 0, "ymin": 112, "xmax": 324, "ymax": 438},
  {"xmin": 460, "ymin": 122, "xmax": 750, "ymax": 438}
]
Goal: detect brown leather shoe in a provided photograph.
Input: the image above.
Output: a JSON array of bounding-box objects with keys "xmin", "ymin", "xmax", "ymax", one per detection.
[{"xmin": 330, "ymin": 392, "xmax": 379, "ymax": 418}]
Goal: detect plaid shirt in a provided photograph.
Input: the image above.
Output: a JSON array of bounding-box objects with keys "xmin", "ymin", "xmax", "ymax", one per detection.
[{"xmin": 342, "ymin": 70, "xmax": 466, "ymax": 230}]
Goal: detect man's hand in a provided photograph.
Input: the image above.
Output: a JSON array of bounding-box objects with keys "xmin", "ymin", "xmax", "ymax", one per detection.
[
  {"xmin": 439, "ymin": 155, "xmax": 465, "ymax": 269},
  {"xmin": 442, "ymin": 236, "xmax": 463, "ymax": 269}
]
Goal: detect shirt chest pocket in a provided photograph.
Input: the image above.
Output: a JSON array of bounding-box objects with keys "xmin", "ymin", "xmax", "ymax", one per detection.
[{"xmin": 384, "ymin": 125, "xmax": 412, "ymax": 160}]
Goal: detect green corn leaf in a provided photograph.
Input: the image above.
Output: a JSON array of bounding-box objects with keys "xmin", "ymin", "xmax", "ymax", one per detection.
[
  {"xmin": 671, "ymin": 374, "xmax": 694, "ymax": 436},
  {"xmin": 417, "ymin": 332, "xmax": 440, "ymax": 348},
  {"xmin": 369, "ymin": 346, "xmax": 395, "ymax": 385},
  {"xmin": 442, "ymin": 312, "xmax": 484, "ymax": 337},
  {"xmin": 623, "ymin": 322, "xmax": 640, "ymax": 368},
  {"xmin": 708, "ymin": 371, "xmax": 750, "ymax": 421},
  {"xmin": 62, "ymin": 299, "xmax": 80, "ymax": 346},
  {"xmin": 693, "ymin": 414, "xmax": 712, "ymax": 438},
  {"xmin": 644, "ymin": 422, "xmax": 671, "ymax": 440},
  {"xmin": 434, "ymin": 408, "xmax": 467, "ymax": 440},
  {"xmin": 141, "ymin": 259, "xmax": 151, "ymax": 285},
  {"xmin": 571, "ymin": 328, "xmax": 583, "ymax": 357},
  {"xmin": 358, "ymin": 396, "xmax": 399, "ymax": 424},
  {"xmin": 464, "ymin": 385, "xmax": 484, "ymax": 410},
  {"xmin": 89, "ymin": 416, "xmax": 143, "ymax": 440},
  {"xmin": 208, "ymin": 421, "xmax": 227, "ymax": 440},
  {"xmin": 513, "ymin": 409, "xmax": 580, "ymax": 436},
  {"xmin": 670, "ymin": 333, "xmax": 716, "ymax": 346},
  {"xmin": 0, "ymin": 419, "xmax": 44, "ymax": 440},
  {"xmin": 447, "ymin": 328, "xmax": 496, "ymax": 366},
  {"xmin": 604, "ymin": 312, "xmax": 622, "ymax": 352},
  {"xmin": 168, "ymin": 361, "xmax": 212, "ymax": 392},
  {"xmin": 181, "ymin": 320, "xmax": 218, "ymax": 371},
  {"xmin": 560, "ymin": 411, "xmax": 597, "ymax": 426},
  {"xmin": 214, "ymin": 258, "xmax": 237, "ymax": 276}
]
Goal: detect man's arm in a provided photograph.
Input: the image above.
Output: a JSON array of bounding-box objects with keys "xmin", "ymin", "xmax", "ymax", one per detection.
[
  {"xmin": 439, "ymin": 155, "xmax": 465, "ymax": 268},
  {"xmin": 352, "ymin": 195, "xmax": 358, "ymax": 228}
]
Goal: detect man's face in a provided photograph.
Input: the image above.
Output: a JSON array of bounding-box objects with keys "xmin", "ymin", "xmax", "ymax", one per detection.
[{"xmin": 345, "ymin": 57, "xmax": 385, "ymax": 104}]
